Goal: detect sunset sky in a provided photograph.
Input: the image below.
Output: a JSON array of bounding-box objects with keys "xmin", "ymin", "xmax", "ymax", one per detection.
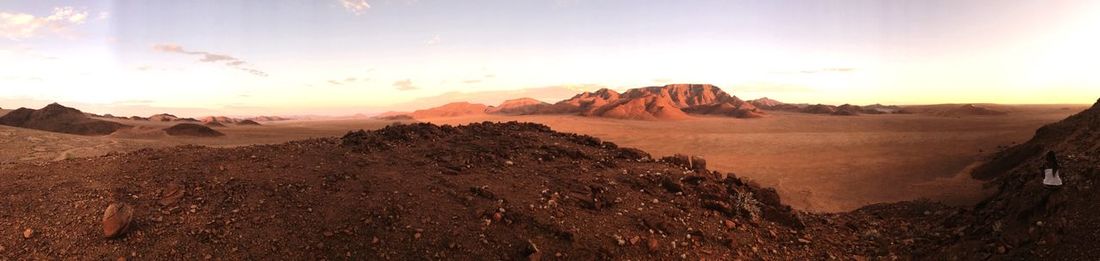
[{"xmin": 1, "ymin": 0, "xmax": 1098, "ymax": 117}]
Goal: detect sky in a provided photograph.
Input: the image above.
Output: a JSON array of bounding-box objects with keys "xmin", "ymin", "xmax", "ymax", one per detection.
[{"xmin": 1, "ymin": 0, "xmax": 1098, "ymax": 117}]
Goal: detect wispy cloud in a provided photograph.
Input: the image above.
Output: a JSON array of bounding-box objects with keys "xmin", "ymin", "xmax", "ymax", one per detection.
[
  {"xmin": 730, "ymin": 82, "xmax": 815, "ymax": 93},
  {"xmin": 652, "ymin": 78, "xmax": 672, "ymax": 84},
  {"xmin": 771, "ymin": 67, "xmax": 857, "ymax": 74},
  {"xmin": 393, "ymin": 79, "xmax": 417, "ymax": 91},
  {"xmin": 340, "ymin": 0, "xmax": 371, "ymax": 15},
  {"xmin": 152, "ymin": 43, "xmax": 268, "ymax": 77},
  {"xmin": 0, "ymin": 6, "xmax": 90, "ymax": 40},
  {"xmin": 462, "ymin": 79, "xmax": 481, "ymax": 84},
  {"xmin": 425, "ymin": 34, "xmax": 441, "ymax": 46}
]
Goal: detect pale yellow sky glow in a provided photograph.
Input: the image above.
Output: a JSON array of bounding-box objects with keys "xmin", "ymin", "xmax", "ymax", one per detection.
[{"xmin": 1, "ymin": 1, "xmax": 1098, "ymax": 117}]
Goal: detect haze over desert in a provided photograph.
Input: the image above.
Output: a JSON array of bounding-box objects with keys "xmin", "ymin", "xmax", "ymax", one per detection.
[{"xmin": 3, "ymin": 1, "xmax": 1100, "ymax": 260}]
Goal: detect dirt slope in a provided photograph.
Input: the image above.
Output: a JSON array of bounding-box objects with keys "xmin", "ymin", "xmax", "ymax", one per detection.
[
  {"xmin": 0, "ymin": 122, "xmax": 964, "ymax": 260},
  {"xmin": 0, "ymin": 103, "xmax": 130, "ymax": 136},
  {"xmin": 934, "ymin": 98, "xmax": 1100, "ymax": 260}
]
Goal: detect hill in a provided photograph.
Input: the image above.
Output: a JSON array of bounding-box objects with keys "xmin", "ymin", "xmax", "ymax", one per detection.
[
  {"xmin": 935, "ymin": 98, "xmax": 1100, "ymax": 259},
  {"xmin": 0, "ymin": 103, "xmax": 130, "ymax": 135},
  {"xmin": 164, "ymin": 123, "xmax": 225, "ymax": 137},
  {"xmin": 485, "ymin": 98, "xmax": 549, "ymax": 115},
  {"xmin": 0, "ymin": 121, "xmax": 970, "ymax": 259},
  {"xmin": 378, "ymin": 102, "xmax": 489, "ymax": 119}
]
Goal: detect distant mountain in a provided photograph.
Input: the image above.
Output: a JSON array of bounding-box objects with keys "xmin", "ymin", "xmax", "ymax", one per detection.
[
  {"xmin": 934, "ymin": 104, "xmax": 1008, "ymax": 117},
  {"xmin": 380, "ymin": 84, "xmax": 909, "ymax": 120},
  {"xmin": 148, "ymin": 113, "xmax": 180, "ymax": 122},
  {"xmin": 201, "ymin": 116, "xmax": 240, "ymax": 124},
  {"xmin": 248, "ymin": 116, "xmax": 291, "ymax": 122},
  {"xmin": 485, "ymin": 98, "xmax": 550, "ymax": 115},
  {"xmin": 749, "ymin": 97, "xmax": 783, "ymax": 108},
  {"xmin": 748, "ymin": 97, "xmax": 902, "ymax": 116},
  {"xmin": 539, "ymin": 88, "xmax": 622, "ymax": 114},
  {"xmin": 0, "ymin": 103, "xmax": 130, "ymax": 135},
  {"xmin": 384, "ymin": 102, "xmax": 490, "ymax": 119}
]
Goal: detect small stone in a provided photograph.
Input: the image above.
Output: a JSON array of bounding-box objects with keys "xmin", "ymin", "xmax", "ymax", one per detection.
[
  {"xmin": 492, "ymin": 212, "xmax": 503, "ymax": 222},
  {"xmin": 723, "ymin": 220, "xmax": 736, "ymax": 229},
  {"xmin": 629, "ymin": 235, "xmax": 641, "ymax": 245},
  {"xmin": 647, "ymin": 238, "xmax": 660, "ymax": 252},
  {"xmin": 414, "ymin": 232, "xmax": 422, "ymax": 239},
  {"xmin": 23, "ymin": 229, "xmax": 33, "ymax": 239},
  {"xmin": 159, "ymin": 183, "xmax": 185, "ymax": 206},
  {"xmin": 323, "ymin": 231, "xmax": 334, "ymax": 237},
  {"xmin": 797, "ymin": 238, "xmax": 812, "ymax": 244},
  {"xmin": 996, "ymin": 245, "xmax": 1006, "ymax": 254},
  {"xmin": 372, "ymin": 237, "xmax": 380, "ymax": 244},
  {"xmin": 505, "ymin": 160, "xmax": 515, "ymax": 166}
]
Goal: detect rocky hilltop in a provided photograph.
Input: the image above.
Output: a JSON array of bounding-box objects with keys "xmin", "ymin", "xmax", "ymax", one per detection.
[
  {"xmin": 0, "ymin": 103, "xmax": 130, "ymax": 136},
  {"xmin": 0, "ymin": 121, "xmax": 963, "ymax": 260}
]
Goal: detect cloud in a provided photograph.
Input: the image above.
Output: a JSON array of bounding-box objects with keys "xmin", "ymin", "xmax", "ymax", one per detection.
[
  {"xmin": 771, "ymin": 68, "xmax": 857, "ymax": 74},
  {"xmin": 484, "ymin": 74, "xmax": 495, "ymax": 78},
  {"xmin": 325, "ymin": 77, "xmax": 364, "ymax": 86},
  {"xmin": 385, "ymin": 85, "xmax": 601, "ymax": 110},
  {"xmin": 393, "ymin": 79, "xmax": 417, "ymax": 91},
  {"xmin": 0, "ymin": 6, "xmax": 90, "ymax": 39},
  {"xmin": 152, "ymin": 43, "xmax": 268, "ymax": 77},
  {"xmin": 462, "ymin": 79, "xmax": 481, "ymax": 84},
  {"xmin": 729, "ymin": 82, "xmax": 815, "ymax": 93},
  {"xmin": 652, "ymin": 78, "xmax": 672, "ymax": 84},
  {"xmin": 340, "ymin": 0, "xmax": 371, "ymax": 15},
  {"xmin": 425, "ymin": 34, "xmax": 441, "ymax": 46}
]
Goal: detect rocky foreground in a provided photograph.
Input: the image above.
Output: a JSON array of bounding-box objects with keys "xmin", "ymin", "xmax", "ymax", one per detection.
[{"xmin": 1, "ymin": 97, "xmax": 1098, "ymax": 260}]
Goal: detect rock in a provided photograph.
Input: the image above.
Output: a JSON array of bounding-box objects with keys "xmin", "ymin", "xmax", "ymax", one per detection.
[
  {"xmin": 661, "ymin": 176, "xmax": 684, "ymax": 193},
  {"xmin": 690, "ymin": 155, "xmax": 707, "ymax": 172},
  {"xmin": 724, "ymin": 220, "xmax": 737, "ymax": 229},
  {"xmin": 103, "ymin": 202, "xmax": 135, "ymax": 238},
  {"xmin": 629, "ymin": 235, "xmax": 641, "ymax": 245},
  {"xmin": 23, "ymin": 228, "xmax": 33, "ymax": 239},
  {"xmin": 647, "ymin": 237, "xmax": 660, "ymax": 252},
  {"xmin": 525, "ymin": 240, "xmax": 541, "ymax": 261},
  {"xmin": 159, "ymin": 183, "xmax": 185, "ymax": 206}
]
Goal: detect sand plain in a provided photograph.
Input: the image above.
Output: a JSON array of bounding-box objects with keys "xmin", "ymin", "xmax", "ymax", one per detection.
[{"xmin": 0, "ymin": 104, "xmax": 1086, "ymax": 212}]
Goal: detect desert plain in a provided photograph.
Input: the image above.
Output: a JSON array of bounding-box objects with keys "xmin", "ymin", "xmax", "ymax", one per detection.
[{"xmin": 1, "ymin": 104, "xmax": 1085, "ymax": 212}]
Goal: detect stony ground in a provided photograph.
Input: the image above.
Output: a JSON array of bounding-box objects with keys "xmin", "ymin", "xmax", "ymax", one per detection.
[
  {"xmin": 2, "ymin": 105, "xmax": 1098, "ymax": 260},
  {"xmin": 0, "ymin": 122, "xmax": 969, "ymax": 260}
]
